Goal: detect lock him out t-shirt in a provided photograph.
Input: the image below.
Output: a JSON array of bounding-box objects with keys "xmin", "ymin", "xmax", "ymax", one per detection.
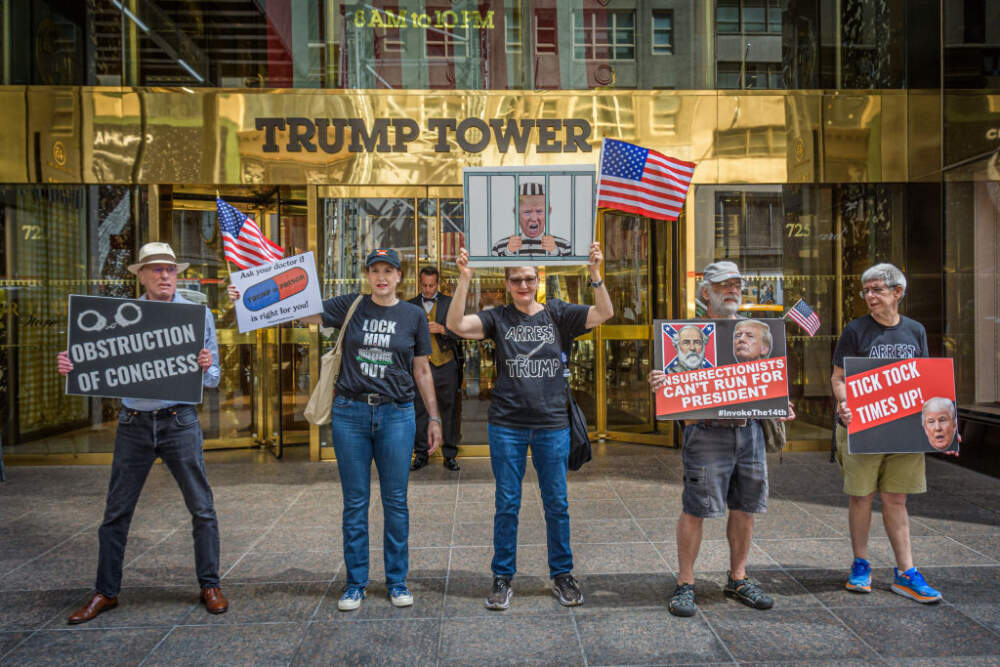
[
  {"xmin": 477, "ymin": 298, "xmax": 590, "ymax": 430},
  {"xmin": 321, "ymin": 294, "xmax": 431, "ymax": 403}
]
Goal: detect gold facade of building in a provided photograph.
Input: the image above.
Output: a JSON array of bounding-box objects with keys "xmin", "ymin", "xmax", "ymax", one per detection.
[{"xmin": 0, "ymin": 86, "xmax": 972, "ymax": 463}]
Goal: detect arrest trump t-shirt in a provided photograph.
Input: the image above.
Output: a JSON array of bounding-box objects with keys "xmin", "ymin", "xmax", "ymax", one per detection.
[
  {"xmin": 477, "ymin": 299, "xmax": 590, "ymax": 430},
  {"xmin": 321, "ymin": 294, "xmax": 431, "ymax": 403}
]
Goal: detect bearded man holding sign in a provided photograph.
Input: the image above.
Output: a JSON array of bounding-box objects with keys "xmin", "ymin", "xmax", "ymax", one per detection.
[
  {"xmin": 649, "ymin": 261, "xmax": 795, "ymax": 618},
  {"xmin": 831, "ymin": 263, "xmax": 946, "ymax": 603},
  {"xmin": 55, "ymin": 243, "xmax": 227, "ymax": 623}
]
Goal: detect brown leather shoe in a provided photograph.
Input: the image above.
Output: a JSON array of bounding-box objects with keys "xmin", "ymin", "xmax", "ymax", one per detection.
[
  {"xmin": 67, "ymin": 592, "xmax": 118, "ymax": 625},
  {"xmin": 201, "ymin": 587, "xmax": 229, "ymax": 614}
]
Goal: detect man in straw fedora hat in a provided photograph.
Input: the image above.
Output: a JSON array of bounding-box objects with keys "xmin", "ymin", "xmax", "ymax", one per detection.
[{"xmin": 56, "ymin": 242, "xmax": 229, "ymax": 624}]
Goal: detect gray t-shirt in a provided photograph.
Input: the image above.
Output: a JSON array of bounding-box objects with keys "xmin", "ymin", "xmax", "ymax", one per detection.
[
  {"xmin": 477, "ymin": 298, "xmax": 590, "ymax": 429},
  {"xmin": 321, "ymin": 294, "xmax": 431, "ymax": 403}
]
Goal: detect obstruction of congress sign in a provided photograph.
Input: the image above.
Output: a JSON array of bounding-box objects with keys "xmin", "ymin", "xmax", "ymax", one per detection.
[
  {"xmin": 844, "ymin": 357, "xmax": 959, "ymax": 454},
  {"xmin": 65, "ymin": 295, "xmax": 206, "ymax": 403},
  {"xmin": 653, "ymin": 318, "xmax": 790, "ymax": 420},
  {"xmin": 229, "ymin": 252, "xmax": 322, "ymax": 333}
]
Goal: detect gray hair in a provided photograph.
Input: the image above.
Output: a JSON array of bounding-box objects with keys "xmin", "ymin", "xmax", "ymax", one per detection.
[
  {"xmin": 921, "ymin": 397, "xmax": 956, "ymax": 420},
  {"xmin": 861, "ymin": 263, "xmax": 907, "ymax": 296},
  {"xmin": 735, "ymin": 319, "xmax": 773, "ymax": 355},
  {"xmin": 674, "ymin": 324, "xmax": 708, "ymax": 346}
]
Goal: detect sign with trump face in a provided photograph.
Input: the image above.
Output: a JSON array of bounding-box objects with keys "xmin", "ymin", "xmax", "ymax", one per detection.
[
  {"xmin": 653, "ymin": 318, "xmax": 790, "ymax": 420},
  {"xmin": 463, "ymin": 165, "xmax": 595, "ymax": 267},
  {"xmin": 844, "ymin": 357, "xmax": 959, "ymax": 454}
]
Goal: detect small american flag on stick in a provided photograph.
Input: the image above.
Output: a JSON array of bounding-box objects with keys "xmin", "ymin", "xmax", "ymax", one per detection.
[
  {"xmin": 216, "ymin": 197, "xmax": 284, "ymax": 270},
  {"xmin": 596, "ymin": 138, "xmax": 696, "ymax": 221},
  {"xmin": 786, "ymin": 298, "xmax": 821, "ymax": 336}
]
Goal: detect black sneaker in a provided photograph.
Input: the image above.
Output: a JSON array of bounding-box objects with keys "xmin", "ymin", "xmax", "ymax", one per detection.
[
  {"xmin": 724, "ymin": 573, "xmax": 774, "ymax": 610},
  {"xmin": 552, "ymin": 573, "xmax": 583, "ymax": 606},
  {"xmin": 668, "ymin": 583, "xmax": 697, "ymax": 617},
  {"xmin": 485, "ymin": 576, "xmax": 512, "ymax": 610}
]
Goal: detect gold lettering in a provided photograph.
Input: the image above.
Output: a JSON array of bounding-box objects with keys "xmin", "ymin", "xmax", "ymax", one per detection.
[
  {"xmin": 414, "ymin": 13, "xmax": 430, "ymax": 28},
  {"xmin": 353, "ymin": 9, "xmax": 365, "ymax": 27},
  {"xmin": 385, "ymin": 9, "xmax": 406, "ymax": 28},
  {"xmin": 441, "ymin": 10, "xmax": 458, "ymax": 28},
  {"xmin": 475, "ymin": 10, "xmax": 495, "ymax": 29},
  {"xmin": 368, "ymin": 10, "xmax": 385, "ymax": 28}
]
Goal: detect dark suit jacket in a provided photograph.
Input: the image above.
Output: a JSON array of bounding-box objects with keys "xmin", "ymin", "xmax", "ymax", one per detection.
[{"xmin": 408, "ymin": 293, "xmax": 464, "ymax": 365}]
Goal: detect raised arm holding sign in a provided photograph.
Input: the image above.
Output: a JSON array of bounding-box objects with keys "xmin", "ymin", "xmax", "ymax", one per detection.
[{"xmin": 54, "ymin": 242, "xmax": 229, "ymax": 625}]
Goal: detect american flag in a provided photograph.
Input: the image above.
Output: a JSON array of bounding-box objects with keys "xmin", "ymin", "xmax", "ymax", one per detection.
[
  {"xmin": 216, "ymin": 197, "xmax": 284, "ymax": 269},
  {"xmin": 786, "ymin": 298, "xmax": 821, "ymax": 336},
  {"xmin": 596, "ymin": 138, "xmax": 696, "ymax": 221}
]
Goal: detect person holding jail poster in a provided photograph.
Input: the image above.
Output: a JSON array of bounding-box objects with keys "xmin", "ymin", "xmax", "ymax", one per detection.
[
  {"xmin": 490, "ymin": 181, "xmax": 572, "ymax": 257},
  {"xmin": 232, "ymin": 248, "xmax": 443, "ymax": 612},
  {"xmin": 446, "ymin": 244, "xmax": 612, "ymax": 610},
  {"xmin": 831, "ymin": 263, "xmax": 944, "ymax": 603},
  {"xmin": 648, "ymin": 261, "xmax": 795, "ymax": 618},
  {"xmin": 408, "ymin": 265, "xmax": 464, "ymax": 472},
  {"xmin": 55, "ymin": 242, "xmax": 227, "ymax": 624}
]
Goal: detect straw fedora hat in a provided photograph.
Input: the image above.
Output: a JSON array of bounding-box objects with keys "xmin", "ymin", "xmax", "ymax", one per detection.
[{"xmin": 127, "ymin": 242, "xmax": 190, "ymax": 274}]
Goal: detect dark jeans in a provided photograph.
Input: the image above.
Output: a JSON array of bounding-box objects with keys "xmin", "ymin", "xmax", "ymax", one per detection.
[
  {"xmin": 96, "ymin": 406, "xmax": 220, "ymax": 598},
  {"xmin": 414, "ymin": 359, "xmax": 461, "ymax": 460},
  {"xmin": 331, "ymin": 395, "xmax": 415, "ymax": 587},
  {"xmin": 488, "ymin": 423, "xmax": 572, "ymax": 578}
]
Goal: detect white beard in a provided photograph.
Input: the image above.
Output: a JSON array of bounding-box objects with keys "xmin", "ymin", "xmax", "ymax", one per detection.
[{"xmin": 708, "ymin": 290, "xmax": 739, "ymax": 317}]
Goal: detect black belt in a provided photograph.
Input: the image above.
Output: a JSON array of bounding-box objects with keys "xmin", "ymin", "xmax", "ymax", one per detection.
[
  {"xmin": 689, "ymin": 418, "xmax": 750, "ymax": 428},
  {"xmin": 338, "ymin": 390, "xmax": 399, "ymax": 406},
  {"xmin": 125, "ymin": 406, "xmax": 185, "ymax": 417}
]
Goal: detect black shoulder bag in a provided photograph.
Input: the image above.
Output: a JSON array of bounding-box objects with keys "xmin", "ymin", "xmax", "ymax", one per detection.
[{"xmin": 544, "ymin": 304, "xmax": 592, "ymax": 471}]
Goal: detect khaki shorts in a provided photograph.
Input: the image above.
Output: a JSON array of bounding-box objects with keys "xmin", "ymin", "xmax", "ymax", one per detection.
[{"xmin": 835, "ymin": 424, "xmax": 926, "ymax": 496}]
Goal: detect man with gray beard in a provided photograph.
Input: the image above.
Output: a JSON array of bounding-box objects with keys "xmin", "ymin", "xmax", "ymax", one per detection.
[
  {"xmin": 649, "ymin": 261, "xmax": 795, "ymax": 618},
  {"xmin": 664, "ymin": 325, "xmax": 712, "ymax": 373}
]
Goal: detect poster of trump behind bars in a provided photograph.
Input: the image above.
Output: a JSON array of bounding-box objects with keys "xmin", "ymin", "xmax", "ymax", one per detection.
[{"xmin": 463, "ymin": 165, "xmax": 595, "ymax": 267}]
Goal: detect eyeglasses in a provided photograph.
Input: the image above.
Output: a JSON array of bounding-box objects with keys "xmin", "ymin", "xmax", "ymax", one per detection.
[
  {"xmin": 859, "ymin": 286, "xmax": 892, "ymax": 298},
  {"xmin": 713, "ymin": 279, "xmax": 742, "ymax": 290},
  {"xmin": 507, "ymin": 276, "xmax": 538, "ymax": 287}
]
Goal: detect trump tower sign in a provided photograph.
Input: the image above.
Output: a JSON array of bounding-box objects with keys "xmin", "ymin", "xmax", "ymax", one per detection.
[
  {"xmin": 653, "ymin": 319, "xmax": 791, "ymax": 420},
  {"xmin": 65, "ymin": 295, "xmax": 206, "ymax": 403}
]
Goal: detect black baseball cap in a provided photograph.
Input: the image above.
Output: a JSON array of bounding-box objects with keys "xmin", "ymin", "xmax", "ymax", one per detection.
[{"xmin": 365, "ymin": 248, "xmax": 401, "ymax": 269}]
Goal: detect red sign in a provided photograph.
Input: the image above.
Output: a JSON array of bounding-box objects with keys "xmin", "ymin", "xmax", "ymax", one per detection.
[
  {"xmin": 655, "ymin": 357, "xmax": 790, "ymax": 417},
  {"xmin": 845, "ymin": 358, "xmax": 956, "ymax": 435}
]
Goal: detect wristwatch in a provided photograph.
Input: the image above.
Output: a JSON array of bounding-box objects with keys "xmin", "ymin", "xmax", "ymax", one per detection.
[
  {"xmin": 429, "ymin": 416, "xmax": 442, "ymax": 424},
  {"xmin": 588, "ymin": 279, "xmax": 604, "ymax": 288}
]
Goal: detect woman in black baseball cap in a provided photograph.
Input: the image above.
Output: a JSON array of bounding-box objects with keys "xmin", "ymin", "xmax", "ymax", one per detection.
[{"xmin": 229, "ymin": 247, "xmax": 441, "ymax": 611}]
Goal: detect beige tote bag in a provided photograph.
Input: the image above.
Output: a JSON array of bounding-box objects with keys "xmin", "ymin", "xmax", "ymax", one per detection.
[{"xmin": 303, "ymin": 295, "xmax": 364, "ymax": 425}]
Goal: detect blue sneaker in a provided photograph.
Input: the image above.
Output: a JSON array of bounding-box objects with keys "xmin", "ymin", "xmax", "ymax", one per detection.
[
  {"xmin": 846, "ymin": 557, "xmax": 872, "ymax": 593},
  {"xmin": 892, "ymin": 567, "xmax": 942, "ymax": 604},
  {"xmin": 337, "ymin": 584, "xmax": 365, "ymax": 611},
  {"xmin": 388, "ymin": 583, "xmax": 413, "ymax": 607}
]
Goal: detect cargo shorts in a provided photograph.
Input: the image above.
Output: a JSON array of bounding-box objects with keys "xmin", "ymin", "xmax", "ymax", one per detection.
[
  {"xmin": 835, "ymin": 423, "xmax": 926, "ymax": 496},
  {"xmin": 681, "ymin": 420, "xmax": 768, "ymax": 519}
]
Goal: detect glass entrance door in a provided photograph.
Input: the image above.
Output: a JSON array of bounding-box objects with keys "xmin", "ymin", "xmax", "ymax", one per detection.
[{"xmin": 165, "ymin": 186, "xmax": 311, "ymax": 457}]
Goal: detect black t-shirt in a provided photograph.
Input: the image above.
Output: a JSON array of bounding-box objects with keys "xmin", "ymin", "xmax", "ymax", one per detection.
[
  {"xmin": 832, "ymin": 314, "xmax": 928, "ymax": 367},
  {"xmin": 477, "ymin": 298, "xmax": 590, "ymax": 429},
  {"xmin": 321, "ymin": 294, "xmax": 431, "ymax": 403}
]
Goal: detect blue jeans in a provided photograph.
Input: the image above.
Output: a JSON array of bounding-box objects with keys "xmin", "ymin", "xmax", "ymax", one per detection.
[
  {"xmin": 331, "ymin": 395, "xmax": 415, "ymax": 587},
  {"xmin": 488, "ymin": 424, "xmax": 572, "ymax": 578},
  {"xmin": 97, "ymin": 406, "xmax": 220, "ymax": 597}
]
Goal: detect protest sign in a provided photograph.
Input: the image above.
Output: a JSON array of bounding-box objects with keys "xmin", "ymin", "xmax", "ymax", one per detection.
[
  {"xmin": 844, "ymin": 357, "xmax": 958, "ymax": 454},
  {"xmin": 230, "ymin": 252, "xmax": 322, "ymax": 333},
  {"xmin": 464, "ymin": 165, "xmax": 595, "ymax": 267},
  {"xmin": 653, "ymin": 318, "xmax": 790, "ymax": 420},
  {"xmin": 65, "ymin": 295, "xmax": 206, "ymax": 403}
]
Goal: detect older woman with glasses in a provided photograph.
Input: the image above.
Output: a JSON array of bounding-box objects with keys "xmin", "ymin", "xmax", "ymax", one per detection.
[
  {"xmin": 831, "ymin": 262, "xmax": 945, "ymax": 604},
  {"xmin": 446, "ymin": 244, "xmax": 613, "ymax": 610}
]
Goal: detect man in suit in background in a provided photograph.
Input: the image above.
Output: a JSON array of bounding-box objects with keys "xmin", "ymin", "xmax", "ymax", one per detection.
[{"xmin": 409, "ymin": 266, "xmax": 463, "ymax": 471}]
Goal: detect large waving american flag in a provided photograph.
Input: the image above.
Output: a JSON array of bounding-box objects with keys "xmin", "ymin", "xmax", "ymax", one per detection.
[
  {"xmin": 596, "ymin": 138, "xmax": 696, "ymax": 221},
  {"xmin": 216, "ymin": 197, "xmax": 284, "ymax": 269}
]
